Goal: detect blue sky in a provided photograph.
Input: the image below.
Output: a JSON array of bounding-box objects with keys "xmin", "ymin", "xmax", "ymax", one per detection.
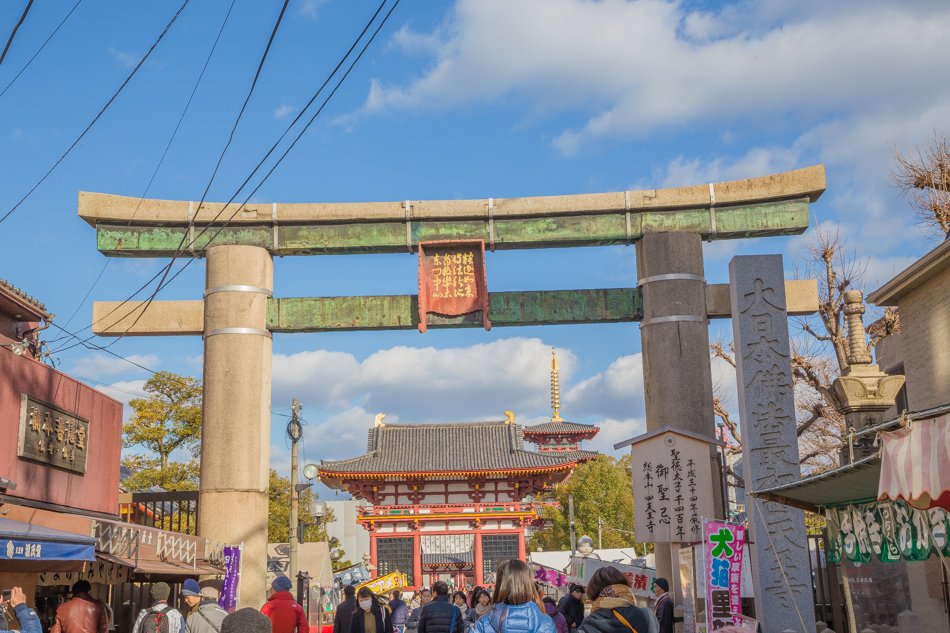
[{"xmin": 1, "ymin": 0, "xmax": 946, "ymax": 490}]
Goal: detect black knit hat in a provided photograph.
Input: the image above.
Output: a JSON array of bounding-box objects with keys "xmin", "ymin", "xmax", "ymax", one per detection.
[
  {"xmin": 654, "ymin": 578, "xmax": 670, "ymax": 592},
  {"xmin": 222, "ymin": 608, "xmax": 272, "ymax": 633}
]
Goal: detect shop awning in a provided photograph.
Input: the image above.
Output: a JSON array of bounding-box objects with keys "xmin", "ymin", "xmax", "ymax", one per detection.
[
  {"xmin": 750, "ymin": 455, "xmax": 882, "ymax": 514},
  {"xmin": 0, "ymin": 518, "xmax": 96, "ymax": 572},
  {"xmin": 878, "ymin": 413, "xmax": 950, "ymax": 511},
  {"xmin": 95, "ymin": 552, "xmax": 223, "ymax": 579}
]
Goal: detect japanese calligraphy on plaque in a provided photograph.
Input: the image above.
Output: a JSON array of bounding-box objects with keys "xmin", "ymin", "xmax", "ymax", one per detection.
[
  {"xmin": 628, "ymin": 427, "xmax": 718, "ymax": 543},
  {"xmin": 728, "ymin": 255, "xmax": 815, "ymax": 632},
  {"xmin": 18, "ymin": 395, "xmax": 89, "ymax": 474},
  {"xmin": 417, "ymin": 240, "xmax": 490, "ymax": 333}
]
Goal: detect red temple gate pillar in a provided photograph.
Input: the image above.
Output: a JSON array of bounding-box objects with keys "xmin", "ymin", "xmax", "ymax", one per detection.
[
  {"xmin": 474, "ymin": 533, "xmax": 484, "ymax": 586},
  {"xmin": 369, "ymin": 534, "xmax": 378, "ymax": 579},
  {"xmin": 517, "ymin": 531, "xmax": 526, "ymax": 561},
  {"xmin": 412, "ymin": 532, "xmax": 422, "ymax": 589}
]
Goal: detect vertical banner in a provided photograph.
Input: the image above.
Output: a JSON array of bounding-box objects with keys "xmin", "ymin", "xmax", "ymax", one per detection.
[
  {"xmin": 703, "ymin": 520, "xmax": 745, "ymax": 630},
  {"xmin": 220, "ymin": 545, "xmax": 242, "ymax": 612},
  {"xmin": 417, "ymin": 240, "xmax": 490, "ymax": 333}
]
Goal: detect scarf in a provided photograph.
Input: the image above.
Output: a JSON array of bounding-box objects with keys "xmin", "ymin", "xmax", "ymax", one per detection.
[
  {"xmin": 591, "ymin": 584, "xmax": 639, "ymax": 611},
  {"xmin": 473, "ymin": 603, "xmax": 491, "ymax": 617}
]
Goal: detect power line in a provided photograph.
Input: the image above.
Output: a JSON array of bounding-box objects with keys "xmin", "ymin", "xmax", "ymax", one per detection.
[
  {"xmin": 148, "ymin": 0, "xmax": 401, "ymax": 301},
  {"xmin": 0, "ymin": 0, "xmax": 34, "ymax": 67},
  {"xmin": 113, "ymin": 0, "xmax": 290, "ymax": 341},
  {"xmin": 55, "ymin": 0, "xmax": 237, "ymax": 333},
  {"xmin": 0, "ymin": 0, "xmax": 191, "ymax": 226},
  {"xmin": 0, "ymin": 0, "xmax": 82, "ymax": 99},
  {"xmin": 64, "ymin": 0, "xmax": 395, "ymax": 352}
]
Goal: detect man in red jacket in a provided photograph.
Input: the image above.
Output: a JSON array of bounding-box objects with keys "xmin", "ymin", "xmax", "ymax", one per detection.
[{"xmin": 261, "ymin": 577, "xmax": 309, "ymax": 633}]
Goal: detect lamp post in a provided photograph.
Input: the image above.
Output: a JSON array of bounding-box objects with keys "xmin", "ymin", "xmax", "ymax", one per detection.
[{"xmin": 577, "ymin": 536, "xmax": 600, "ymax": 560}]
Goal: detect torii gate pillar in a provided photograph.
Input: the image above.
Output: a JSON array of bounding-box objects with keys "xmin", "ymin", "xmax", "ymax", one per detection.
[
  {"xmin": 636, "ymin": 232, "xmax": 722, "ymax": 590},
  {"xmin": 198, "ymin": 244, "xmax": 273, "ymax": 607}
]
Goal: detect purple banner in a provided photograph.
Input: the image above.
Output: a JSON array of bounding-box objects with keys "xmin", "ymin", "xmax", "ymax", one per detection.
[{"xmin": 219, "ymin": 546, "xmax": 242, "ymax": 612}]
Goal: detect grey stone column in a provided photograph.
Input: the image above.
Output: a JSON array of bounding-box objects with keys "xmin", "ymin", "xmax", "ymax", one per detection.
[
  {"xmin": 199, "ymin": 245, "xmax": 273, "ymax": 608},
  {"xmin": 729, "ymin": 255, "xmax": 815, "ymax": 633},
  {"xmin": 636, "ymin": 232, "xmax": 721, "ymax": 588}
]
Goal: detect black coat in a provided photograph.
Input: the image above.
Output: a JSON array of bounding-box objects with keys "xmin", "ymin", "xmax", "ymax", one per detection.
[
  {"xmin": 349, "ymin": 605, "xmax": 393, "ymax": 633},
  {"xmin": 557, "ymin": 595, "xmax": 584, "ymax": 629},
  {"xmin": 417, "ymin": 597, "xmax": 463, "ymax": 633},
  {"xmin": 654, "ymin": 596, "xmax": 674, "ymax": 633},
  {"xmin": 335, "ymin": 598, "xmax": 357, "ymax": 633},
  {"xmin": 577, "ymin": 606, "xmax": 656, "ymax": 633}
]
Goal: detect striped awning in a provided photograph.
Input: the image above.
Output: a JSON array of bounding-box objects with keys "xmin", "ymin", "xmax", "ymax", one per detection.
[{"xmin": 878, "ymin": 414, "xmax": 950, "ymax": 511}]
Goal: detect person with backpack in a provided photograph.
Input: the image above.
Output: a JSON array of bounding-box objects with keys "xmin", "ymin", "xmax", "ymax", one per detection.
[
  {"xmin": 181, "ymin": 580, "xmax": 227, "ymax": 633},
  {"xmin": 261, "ymin": 577, "xmax": 309, "ymax": 633},
  {"xmin": 389, "ymin": 591, "xmax": 409, "ymax": 633},
  {"xmin": 576, "ymin": 567, "xmax": 657, "ymax": 633},
  {"xmin": 471, "ymin": 560, "xmax": 554, "ymax": 633},
  {"xmin": 133, "ymin": 583, "xmax": 186, "ymax": 633},
  {"xmin": 0, "ymin": 587, "xmax": 41, "ymax": 633}
]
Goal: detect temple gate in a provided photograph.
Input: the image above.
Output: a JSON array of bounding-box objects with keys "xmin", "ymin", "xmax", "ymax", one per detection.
[{"xmin": 81, "ymin": 165, "xmax": 824, "ymax": 619}]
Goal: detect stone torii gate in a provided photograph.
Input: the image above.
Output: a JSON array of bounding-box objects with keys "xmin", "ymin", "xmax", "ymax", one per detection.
[{"xmin": 81, "ymin": 165, "xmax": 824, "ymax": 608}]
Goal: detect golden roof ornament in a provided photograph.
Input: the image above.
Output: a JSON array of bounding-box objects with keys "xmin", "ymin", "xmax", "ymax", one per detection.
[{"xmin": 551, "ymin": 348, "xmax": 564, "ymax": 422}]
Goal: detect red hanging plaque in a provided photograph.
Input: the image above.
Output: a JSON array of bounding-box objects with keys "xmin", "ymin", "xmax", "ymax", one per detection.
[{"xmin": 417, "ymin": 240, "xmax": 491, "ymax": 333}]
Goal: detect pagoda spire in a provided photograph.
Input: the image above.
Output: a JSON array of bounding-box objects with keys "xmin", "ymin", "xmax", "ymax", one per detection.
[{"xmin": 550, "ymin": 348, "xmax": 564, "ymax": 422}]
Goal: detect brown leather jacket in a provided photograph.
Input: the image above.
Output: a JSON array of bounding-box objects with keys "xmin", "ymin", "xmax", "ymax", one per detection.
[{"xmin": 50, "ymin": 594, "xmax": 109, "ymax": 633}]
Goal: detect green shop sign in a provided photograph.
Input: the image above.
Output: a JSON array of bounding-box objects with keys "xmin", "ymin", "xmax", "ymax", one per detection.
[{"xmin": 825, "ymin": 500, "xmax": 950, "ymax": 563}]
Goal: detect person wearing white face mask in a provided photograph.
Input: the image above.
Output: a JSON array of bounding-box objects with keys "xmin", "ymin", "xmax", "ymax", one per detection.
[{"xmin": 349, "ymin": 588, "xmax": 393, "ymax": 633}]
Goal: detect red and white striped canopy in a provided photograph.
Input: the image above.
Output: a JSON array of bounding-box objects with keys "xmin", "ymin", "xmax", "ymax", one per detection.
[{"xmin": 878, "ymin": 414, "xmax": 950, "ymax": 511}]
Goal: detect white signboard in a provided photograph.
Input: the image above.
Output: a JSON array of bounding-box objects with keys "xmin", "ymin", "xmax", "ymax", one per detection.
[{"xmin": 630, "ymin": 429, "xmax": 717, "ymax": 543}]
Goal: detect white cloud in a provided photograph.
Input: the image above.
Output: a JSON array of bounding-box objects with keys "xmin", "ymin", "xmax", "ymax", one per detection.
[
  {"xmin": 272, "ymin": 338, "xmax": 572, "ymax": 423},
  {"xmin": 273, "ymin": 104, "xmax": 294, "ymax": 120},
  {"xmin": 565, "ymin": 353, "xmax": 644, "ymax": 421},
  {"xmin": 356, "ymin": 1, "xmax": 950, "ymax": 155},
  {"xmin": 70, "ymin": 354, "xmax": 159, "ymax": 379},
  {"xmin": 297, "ymin": 0, "xmax": 326, "ymax": 20},
  {"xmin": 108, "ymin": 47, "xmax": 139, "ymax": 69}
]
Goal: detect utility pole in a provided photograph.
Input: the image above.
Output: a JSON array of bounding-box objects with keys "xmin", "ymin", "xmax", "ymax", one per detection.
[
  {"xmin": 568, "ymin": 494, "xmax": 576, "ymax": 555},
  {"xmin": 288, "ymin": 399, "xmax": 302, "ymax": 582},
  {"xmin": 597, "ymin": 517, "xmax": 603, "ymax": 550}
]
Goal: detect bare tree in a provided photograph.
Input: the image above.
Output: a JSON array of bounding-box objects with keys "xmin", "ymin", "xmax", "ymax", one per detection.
[
  {"xmin": 711, "ymin": 228, "xmax": 898, "ymax": 473},
  {"xmin": 893, "ymin": 131, "xmax": 950, "ymax": 240}
]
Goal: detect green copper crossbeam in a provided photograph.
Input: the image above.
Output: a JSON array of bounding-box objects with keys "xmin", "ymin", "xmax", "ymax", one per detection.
[
  {"xmin": 93, "ymin": 198, "xmax": 810, "ymax": 257},
  {"xmin": 267, "ymin": 288, "xmax": 642, "ymax": 332}
]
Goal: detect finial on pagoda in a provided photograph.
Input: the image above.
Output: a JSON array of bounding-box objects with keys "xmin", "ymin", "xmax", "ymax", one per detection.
[
  {"xmin": 374, "ymin": 413, "xmax": 386, "ymax": 428},
  {"xmin": 550, "ymin": 348, "xmax": 564, "ymax": 422}
]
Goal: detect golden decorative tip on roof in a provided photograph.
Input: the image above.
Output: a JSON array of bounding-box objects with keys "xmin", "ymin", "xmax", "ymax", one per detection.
[
  {"xmin": 504, "ymin": 410, "xmax": 515, "ymax": 424},
  {"xmin": 374, "ymin": 413, "xmax": 386, "ymax": 428},
  {"xmin": 550, "ymin": 348, "xmax": 564, "ymax": 423}
]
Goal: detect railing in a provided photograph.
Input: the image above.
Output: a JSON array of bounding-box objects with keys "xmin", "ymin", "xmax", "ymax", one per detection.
[
  {"xmin": 119, "ymin": 490, "xmax": 199, "ymax": 535},
  {"xmin": 358, "ymin": 502, "xmax": 542, "ymax": 517}
]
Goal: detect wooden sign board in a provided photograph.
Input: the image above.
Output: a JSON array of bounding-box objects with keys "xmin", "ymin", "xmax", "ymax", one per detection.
[
  {"xmin": 417, "ymin": 240, "xmax": 490, "ymax": 333},
  {"xmin": 621, "ymin": 427, "xmax": 719, "ymax": 544}
]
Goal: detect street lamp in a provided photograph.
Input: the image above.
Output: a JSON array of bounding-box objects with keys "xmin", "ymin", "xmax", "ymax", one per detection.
[
  {"xmin": 577, "ymin": 536, "xmax": 600, "ymax": 559},
  {"xmin": 361, "ymin": 552, "xmax": 376, "ymax": 573}
]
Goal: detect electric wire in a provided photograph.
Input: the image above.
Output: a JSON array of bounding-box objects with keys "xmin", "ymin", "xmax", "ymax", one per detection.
[
  {"xmin": 54, "ymin": 0, "xmax": 395, "ymax": 354},
  {"xmin": 0, "ymin": 0, "xmax": 34, "ymax": 67},
  {"xmin": 0, "ymin": 0, "xmax": 82, "ymax": 99},
  {"xmin": 52, "ymin": 0, "xmax": 237, "ymax": 335},
  {"xmin": 0, "ymin": 0, "xmax": 191, "ymax": 226},
  {"xmin": 107, "ymin": 0, "xmax": 290, "ymax": 342},
  {"xmin": 48, "ymin": 0, "xmax": 289, "ymax": 354}
]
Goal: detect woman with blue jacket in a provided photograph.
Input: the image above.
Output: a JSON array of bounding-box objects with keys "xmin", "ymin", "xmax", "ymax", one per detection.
[
  {"xmin": 1, "ymin": 588, "xmax": 41, "ymax": 633},
  {"xmin": 473, "ymin": 561, "xmax": 555, "ymax": 633}
]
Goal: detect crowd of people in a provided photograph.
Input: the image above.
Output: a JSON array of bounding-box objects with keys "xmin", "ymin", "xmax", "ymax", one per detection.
[{"xmin": 0, "ymin": 560, "xmax": 742, "ymax": 633}]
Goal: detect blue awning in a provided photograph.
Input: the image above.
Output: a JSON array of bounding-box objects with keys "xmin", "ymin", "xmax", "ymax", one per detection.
[{"xmin": 0, "ymin": 518, "xmax": 96, "ymax": 567}]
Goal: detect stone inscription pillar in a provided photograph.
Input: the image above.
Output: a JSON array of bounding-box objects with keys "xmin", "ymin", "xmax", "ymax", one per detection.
[
  {"xmin": 198, "ymin": 245, "xmax": 273, "ymax": 608},
  {"xmin": 728, "ymin": 255, "xmax": 815, "ymax": 633},
  {"xmin": 636, "ymin": 232, "xmax": 720, "ymax": 588}
]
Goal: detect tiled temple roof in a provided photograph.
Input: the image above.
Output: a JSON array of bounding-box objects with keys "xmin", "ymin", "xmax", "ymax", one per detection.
[
  {"xmin": 523, "ymin": 420, "xmax": 600, "ymax": 435},
  {"xmin": 320, "ymin": 420, "xmax": 581, "ymax": 476}
]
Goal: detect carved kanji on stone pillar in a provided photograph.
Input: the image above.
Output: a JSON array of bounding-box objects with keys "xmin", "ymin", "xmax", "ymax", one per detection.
[{"xmin": 729, "ymin": 255, "xmax": 815, "ymax": 633}]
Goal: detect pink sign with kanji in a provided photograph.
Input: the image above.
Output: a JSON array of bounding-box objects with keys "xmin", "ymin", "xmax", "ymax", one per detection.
[{"xmin": 703, "ymin": 520, "xmax": 745, "ymax": 630}]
